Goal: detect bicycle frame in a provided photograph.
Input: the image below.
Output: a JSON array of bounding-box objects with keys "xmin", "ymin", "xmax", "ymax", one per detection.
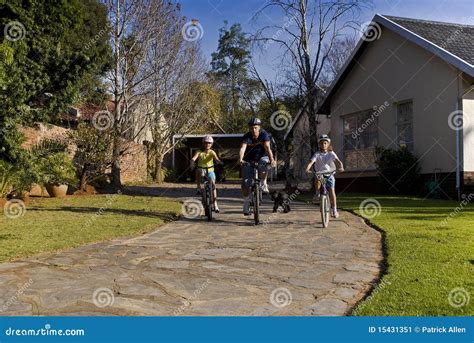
[
  {"xmin": 197, "ymin": 166, "xmax": 214, "ymax": 222},
  {"xmin": 242, "ymin": 161, "xmax": 270, "ymax": 225},
  {"xmin": 314, "ymin": 170, "xmax": 336, "ymax": 228}
]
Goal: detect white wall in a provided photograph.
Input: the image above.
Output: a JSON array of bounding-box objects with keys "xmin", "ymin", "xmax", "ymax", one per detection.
[{"xmin": 462, "ymin": 88, "xmax": 474, "ymax": 172}]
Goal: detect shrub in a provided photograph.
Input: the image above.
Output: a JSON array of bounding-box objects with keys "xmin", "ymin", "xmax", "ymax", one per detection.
[
  {"xmin": 375, "ymin": 146, "xmax": 421, "ymax": 195},
  {"xmin": 31, "ymin": 140, "xmax": 77, "ymax": 186}
]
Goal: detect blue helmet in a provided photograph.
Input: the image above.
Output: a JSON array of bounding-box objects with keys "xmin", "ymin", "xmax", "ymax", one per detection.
[{"xmin": 248, "ymin": 117, "xmax": 262, "ymax": 126}]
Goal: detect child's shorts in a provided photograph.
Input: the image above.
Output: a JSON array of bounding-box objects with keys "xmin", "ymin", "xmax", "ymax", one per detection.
[
  {"xmin": 198, "ymin": 169, "xmax": 216, "ymax": 181},
  {"xmin": 316, "ymin": 175, "xmax": 335, "ymax": 189}
]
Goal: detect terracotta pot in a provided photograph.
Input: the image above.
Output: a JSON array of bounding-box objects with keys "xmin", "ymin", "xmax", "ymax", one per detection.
[
  {"xmin": 45, "ymin": 183, "xmax": 68, "ymax": 198},
  {"xmin": 29, "ymin": 183, "xmax": 49, "ymax": 197}
]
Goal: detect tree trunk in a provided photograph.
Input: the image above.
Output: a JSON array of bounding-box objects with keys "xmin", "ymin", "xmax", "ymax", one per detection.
[
  {"xmin": 79, "ymin": 165, "xmax": 89, "ymax": 190},
  {"xmin": 307, "ymin": 97, "xmax": 319, "ymax": 153},
  {"xmin": 154, "ymin": 154, "xmax": 163, "ymax": 183},
  {"xmin": 111, "ymin": 135, "xmax": 122, "ymax": 187}
]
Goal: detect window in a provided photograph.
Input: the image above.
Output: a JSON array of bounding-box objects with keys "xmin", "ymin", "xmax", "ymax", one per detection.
[
  {"xmin": 342, "ymin": 109, "xmax": 379, "ymax": 170},
  {"xmin": 343, "ymin": 110, "xmax": 378, "ymax": 151},
  {"xmin": 396, "ymin": 101, "xmax": 414, "ymax": 151}
]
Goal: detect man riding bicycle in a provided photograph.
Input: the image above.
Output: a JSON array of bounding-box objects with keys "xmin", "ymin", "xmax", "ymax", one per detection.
[{"xmin": 239, "ymin": 117, "xmax": 276, "ymax": 216}]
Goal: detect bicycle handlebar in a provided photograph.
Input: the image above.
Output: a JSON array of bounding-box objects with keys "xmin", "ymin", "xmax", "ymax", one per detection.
[{"xmin": 313, "ymin": 170, "xmax": 337, "ymax": 176}]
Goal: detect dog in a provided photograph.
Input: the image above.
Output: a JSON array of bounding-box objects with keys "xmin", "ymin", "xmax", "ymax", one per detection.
[{"xmin": 271, "ymin": 191, "xmax": 291, "ymax": 213}]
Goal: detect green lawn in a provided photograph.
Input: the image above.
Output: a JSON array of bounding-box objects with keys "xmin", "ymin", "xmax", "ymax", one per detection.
[
  {"xmin": 300, "ymin": 193, "xmax": 473, "ymax": 316},
  {"xmin": 0, "ymin": 194, "xmax": 181, "ymax": 263}
]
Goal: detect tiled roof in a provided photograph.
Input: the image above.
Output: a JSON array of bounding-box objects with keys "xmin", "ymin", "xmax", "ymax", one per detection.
[{"xmin": 385, "ymin": 15, "xmax": 474, "ymax": 65}]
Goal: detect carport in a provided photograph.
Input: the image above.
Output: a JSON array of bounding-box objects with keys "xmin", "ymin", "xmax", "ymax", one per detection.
[
  {"xmin": 171, "ymin": 134, "xmax": 244, "ymax": 182},
  {"xmin": 171, "ymin": 133, "xmax": 278, "ymax": 182}
]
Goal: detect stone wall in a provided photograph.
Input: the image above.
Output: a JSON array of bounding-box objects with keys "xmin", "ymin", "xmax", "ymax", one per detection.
[{"xmin": 19, "ymin": 123, "xmax": 147, "ymax": 184}]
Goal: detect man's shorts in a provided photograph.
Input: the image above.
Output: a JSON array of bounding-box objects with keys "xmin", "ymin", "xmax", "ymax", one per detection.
[{"xmin": 241, "ymin": 156, "xmax": 270, "ymax": 180}]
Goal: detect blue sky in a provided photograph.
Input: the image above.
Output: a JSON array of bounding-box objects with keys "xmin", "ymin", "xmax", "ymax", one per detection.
[{"xmin": 178, "ymin": 0, "xmax": 474, "ymax": 80}]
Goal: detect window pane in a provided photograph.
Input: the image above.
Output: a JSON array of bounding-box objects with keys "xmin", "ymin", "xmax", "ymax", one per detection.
[
  {"xmin": 343, "ymin": 134, "xmax": 357, "ymax": 150},
  {"xmin": 343, "ymin": 115, "xmax": 357, "ymax": 132},
  {"xmin": 359, "ymin": 131, "xmax": 378, "ymax": 149},
  {"xmin": 397, "ymin": 102, "xmax": 412, "ymax": 123}
]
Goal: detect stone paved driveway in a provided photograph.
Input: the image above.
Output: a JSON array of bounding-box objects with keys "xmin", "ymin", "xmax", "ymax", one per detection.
[{"xmin": 0, "ymin": 184, "xmax": 383, "ymax": 316}]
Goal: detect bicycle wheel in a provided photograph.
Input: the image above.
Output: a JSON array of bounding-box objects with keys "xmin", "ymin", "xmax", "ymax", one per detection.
[
  {"xmin": 253, "ymin": 186, "xmax": 260, "ymax": 225},
  {"xmin": 320, "ymin": 194, "xmax": 329, "ymax": 228},
  {"xmin": 205, "ymin": 185, "xmax": 212, "ymax": 222}
]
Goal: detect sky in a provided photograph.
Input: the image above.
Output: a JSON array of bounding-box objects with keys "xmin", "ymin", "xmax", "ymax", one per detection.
[{"xmin": 178, "ymin": 0, "xmax": 474, "ymax": 81}]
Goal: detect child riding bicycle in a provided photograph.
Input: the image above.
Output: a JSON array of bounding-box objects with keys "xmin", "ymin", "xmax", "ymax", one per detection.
[
  {"xmin": 191, "ymin": 135, "xmax": 223, "ymax": 213},
  {"xmin": 305, "ymin": 134, "xmax": 344, "ymax": 218}
]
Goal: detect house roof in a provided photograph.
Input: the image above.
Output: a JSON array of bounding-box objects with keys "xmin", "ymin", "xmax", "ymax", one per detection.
[
  {"xmin": 385, "ymin": 15, "xmax": 474, "ymax": 66},
  {"xmin": 284, "ymin": 14, "xmax": 474, "ymax": 139},
  {"xmin": 61, "ymin": 101, "xmax": 115, "ymax": 123}
]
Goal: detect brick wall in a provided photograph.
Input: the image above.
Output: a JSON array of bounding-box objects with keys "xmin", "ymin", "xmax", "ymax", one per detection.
[{"xmin": 19, "ymin": 123, "xmax": 147, "ymax": 183}]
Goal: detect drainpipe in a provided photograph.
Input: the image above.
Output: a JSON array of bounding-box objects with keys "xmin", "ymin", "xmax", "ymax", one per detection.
[
  {"xmin": 455, "ymin": 100, "xmax": 460, "ymax": 201},
  {"xmin": 172, "ymin": 135, "xmax": 175, "ymax": 169}
]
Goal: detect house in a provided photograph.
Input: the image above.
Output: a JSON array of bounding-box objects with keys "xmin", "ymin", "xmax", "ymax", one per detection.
[{"xmin": 286, "ymin": 14, "xmax": 474, "ymax": 199}]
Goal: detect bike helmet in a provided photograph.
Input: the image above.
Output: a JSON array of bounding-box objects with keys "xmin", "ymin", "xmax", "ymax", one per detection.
[
  {"xmin": 248, "ymin": 117, "xmax": 262, "ymax": 126},
  {"xmin": 318, "ymin": 134, "xmax": 331, "ymax": 144},
  {"xmin": 202, "ymin": 135, "xmax": 214, "ymax": 143}
]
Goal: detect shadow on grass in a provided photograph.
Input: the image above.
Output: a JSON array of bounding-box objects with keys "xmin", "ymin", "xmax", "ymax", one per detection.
[{"xmin": 28, "ymin": 206, "xmax": 178, "ymax": 221}]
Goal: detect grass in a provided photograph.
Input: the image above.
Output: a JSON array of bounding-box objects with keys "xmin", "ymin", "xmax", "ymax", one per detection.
[
  {"xmin": 299, "ymin": 192, "xmax": 473, "ymax": 316},
  {"xmin": 0, "ymin": 194, "xmax": 181, "ymax": 263}
]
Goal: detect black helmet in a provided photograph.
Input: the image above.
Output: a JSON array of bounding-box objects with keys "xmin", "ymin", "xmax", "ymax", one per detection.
[{"xmin": 248, "ymin": 117, "xmax": 262, "ymax": 126}]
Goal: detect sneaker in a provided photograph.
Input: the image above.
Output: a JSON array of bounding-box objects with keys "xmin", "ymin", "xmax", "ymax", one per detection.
[
  {"xmin": 243, "ymin": 196, "xmax": 251, "ymax": 215},
  {"xmin": 331, "ymin": 208, "xmax": 339, "ymax": 218},
  {"xmin": 312, "ymin": 194, "xmax": 320, "ymax": 204},
  {"xmin": 261, "ymin": 183, "xmax": 269, "ymax": 194}
]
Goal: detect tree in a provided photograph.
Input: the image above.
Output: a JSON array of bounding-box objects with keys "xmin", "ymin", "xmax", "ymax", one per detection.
[
  {"xmin": 209, "ymin": 22, "xmax": 261, "ymax": 133},
  {"xmin": 254, "ymin": 0, "xmax": 370, "ymax": 152},
  {"xmin": 105, "ymin": 0, "xmax": 181, "ymax": 187},
  {"xmin": 68, "ymin": 122, "xmax": 112, "ymax": 191},
  {"xmin": 0, "ymin": 0, "xmax": 111, "ymax": 161}
]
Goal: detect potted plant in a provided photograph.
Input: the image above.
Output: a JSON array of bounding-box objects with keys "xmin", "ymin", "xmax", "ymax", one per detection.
[
  {"xmin": 41, "ymin": 152, "xmax": 77, "ymax": 197},
  {"xmin": 31, "ymin": 140, "xmax": 77, "ymax": 198}
]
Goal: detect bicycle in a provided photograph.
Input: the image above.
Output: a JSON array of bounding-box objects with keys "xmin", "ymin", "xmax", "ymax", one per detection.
[
  {"xmin": 313, "ymin": 170, "xmax": 337, "ymax": 228},
  {"xmin": 197, "ymin": 166, "xmax": 215, "ymax": 222},
  {"xmin": 242, "ymin": 161, "xmax": 270, "ymax": 225}
]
